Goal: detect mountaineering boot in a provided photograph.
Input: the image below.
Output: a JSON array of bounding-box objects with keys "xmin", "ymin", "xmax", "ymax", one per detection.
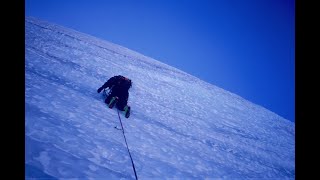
[
  {"xmin": 124, "ymin": 105, "xmax": 131, "ymax": 118},
  {"xmin": 108, "ymin": 96, "xmax": 118, "ymax": 109}
]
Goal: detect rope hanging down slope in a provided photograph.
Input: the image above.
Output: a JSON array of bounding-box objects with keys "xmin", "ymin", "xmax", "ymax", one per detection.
[{"xmin": 116, "ymin": 109, "xmax": 138, "ymax": 180}]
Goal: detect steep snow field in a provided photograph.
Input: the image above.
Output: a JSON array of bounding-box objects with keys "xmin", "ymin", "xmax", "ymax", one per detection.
[{"xmin": 25, "ymin": 17, "xmax": 294, "ymax": 179}]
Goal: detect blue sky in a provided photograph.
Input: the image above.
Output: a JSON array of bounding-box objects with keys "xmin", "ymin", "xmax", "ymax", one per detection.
[{"xmin": 25, "ymin": 0, "xmax": 295, "ymax": 122}]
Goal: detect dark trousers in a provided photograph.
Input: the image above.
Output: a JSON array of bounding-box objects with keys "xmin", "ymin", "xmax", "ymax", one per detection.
[{"xmin": 105, "ymin": 90, "xmax": 128, "ymax": 111}]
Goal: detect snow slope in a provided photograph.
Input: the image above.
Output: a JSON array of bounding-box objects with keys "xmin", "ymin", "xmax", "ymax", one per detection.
[{"xmin": 25, "ymin": 16, "xmax": 295, "ymax": 179}]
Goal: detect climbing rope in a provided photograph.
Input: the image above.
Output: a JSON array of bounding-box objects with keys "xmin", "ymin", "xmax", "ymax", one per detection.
[
  {"xmin": 103, "ymin": 88, "xmax": 138, "ymax": 179},
  {"xmin": 116, "ymin": 109, "xmax": 138, "ymax": 180}
]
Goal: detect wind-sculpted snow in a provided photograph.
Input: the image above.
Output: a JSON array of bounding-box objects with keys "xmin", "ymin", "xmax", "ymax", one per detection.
[{"xmin": 25, "ymin": 16, "xmax": 295, "ymax": 179}]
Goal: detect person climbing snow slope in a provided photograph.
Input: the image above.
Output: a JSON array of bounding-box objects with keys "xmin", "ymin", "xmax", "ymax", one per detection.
[{"xmin": 97, "ymin": 75, "xmax": 132, "ymax": 118}]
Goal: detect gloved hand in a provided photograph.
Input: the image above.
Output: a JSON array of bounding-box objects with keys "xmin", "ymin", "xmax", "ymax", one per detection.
[{"xmin": 97, "ymin": 87, "xmax": 103, "ymax": 93}]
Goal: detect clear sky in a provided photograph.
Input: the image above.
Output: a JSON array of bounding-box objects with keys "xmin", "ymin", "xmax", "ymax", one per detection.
[{"xmin": 25, "ymin": 0, "xmax": 295, "ymax": 122}]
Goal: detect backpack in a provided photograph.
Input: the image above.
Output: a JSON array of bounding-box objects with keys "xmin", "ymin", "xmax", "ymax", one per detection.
[{"xmin": 116, "ymin": 75, "xmax": 132, "ymax": 90}]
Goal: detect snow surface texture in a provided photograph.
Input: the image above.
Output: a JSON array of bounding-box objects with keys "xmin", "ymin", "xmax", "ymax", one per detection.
[{"xmin": 25, "ymin": 16, "xmax": 295, "ymax": 179}]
